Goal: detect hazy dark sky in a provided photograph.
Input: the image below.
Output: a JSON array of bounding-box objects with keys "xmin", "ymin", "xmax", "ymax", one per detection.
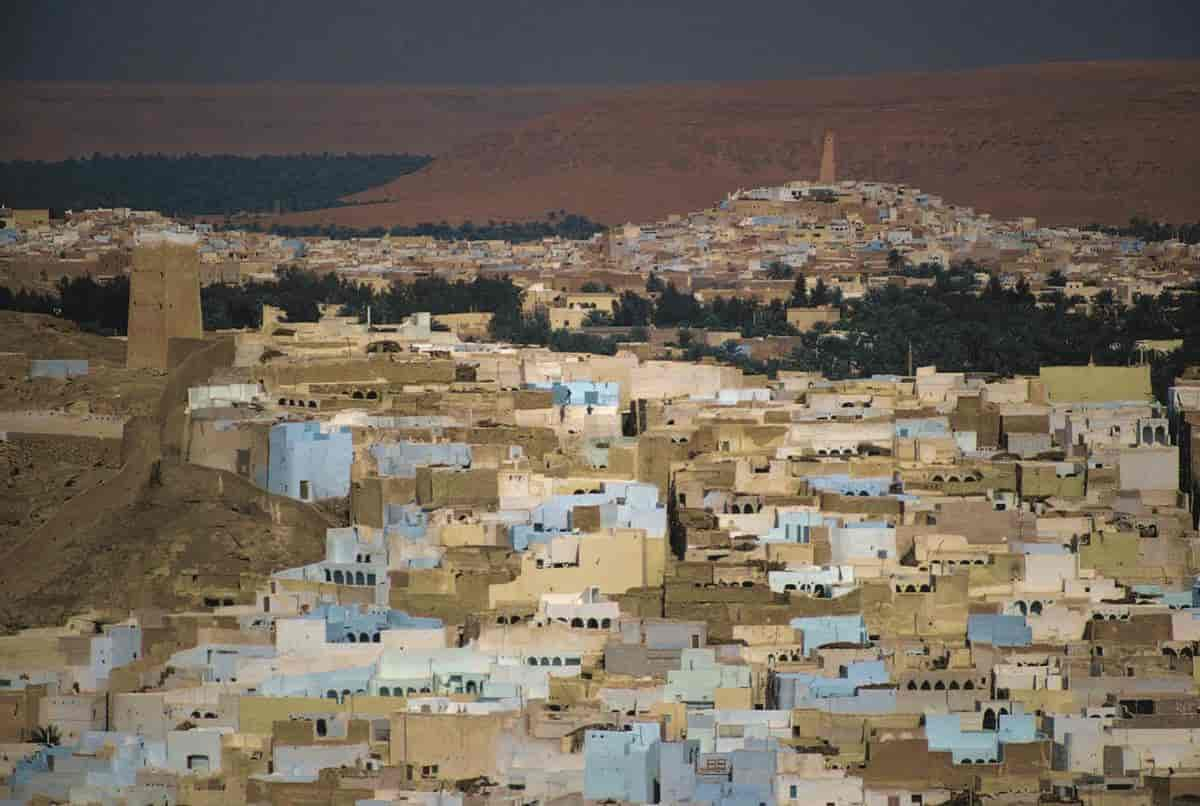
[{"xmin": 4, "ymin": 0, "xmax": 1197, "ymax": 84}]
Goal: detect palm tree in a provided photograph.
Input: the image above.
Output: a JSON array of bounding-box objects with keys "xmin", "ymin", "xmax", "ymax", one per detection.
[{"xmin": 31, "ymin": 724, "xmax": 61, "ymax": 746}]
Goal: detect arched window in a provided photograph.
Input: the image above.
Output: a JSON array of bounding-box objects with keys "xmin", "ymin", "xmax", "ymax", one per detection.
[
  {"xmin": 466, "ymin": 680, "xmax": 477, "ymax": 693},
  {"xmin": 540, "ymin": 657, "xmax": 551, "ymax": 666},
  {"xmin": 379, "ymin": 687, "xmax": 390, "ymax": 697},
  {"xmin": 949, "ymin": 681, "xmax": 960, "ymax": 690},
  {"xmin": 372, "ymin": 633, "xmax": 381, "ymax": 643},
  {"xmin": 1016, "ymin": 601, "xmax": 1027, "ymax": 616},
  {"xmin": 326, "ymin": 689, "xmax": 338, "ymax": 700},
  {"xmin": 730, "ymin": 504, "xmax": 741, "ymax": 514},
  {"xmin": 1155, "ymin": 425, "xmax": 1167, "ymax": 445},
  {"xmin": 324, "ymin": 569, "xmax": 332, "ymax": 582},
  {"xmin": 333, "ymin": 570, "xmax": 344, "ymax": 585},
  {"xmin": 367, "ymin": 390, "xmax": 378, "ymax": 400},
  {"xmin": 571, "ymin": 617, "xmax": 584, "ymax": 627},
  {"xmin": 905, "ymin": 584, "xmax": 917, "ymax": 593},
  {"xmin": 527, "ymin": 657, "xmax": 538, "ymax": 666},
  {"xmin": 814, "ymin": 585, "xmax": 827, "ymax": 598},
  {"xmin": 920, "ymin": 681, "xmax": 931, "ymax": 691},
  {"xmin": 982, "ymin": 709, "xmax": 997, "ymax": 730},
  {"xmin": 308, "ymin": 400, "xmax": 317, "ymax": 409},
  {"xmin": 352, "ymin": 391, "xmax": 364, "ymax": 400},
  {"xmin": 346, "ymin": 633, "xmax": 356, "ymax": 643},
  {"xmin": 934, "ymin": 681, "xmax": 945, "ymax": 691},
  {"xmin": 919, "ymin": 584, "xmax": 931, "ymax": 593},
  {"xmin": 359, "ymin": 632, "xmax": 370, "ymax": 643},
  {"xmin": 1030, "ymin": 601, "xmax": 1043, "ymax": 616},
  {"xmin": 552, "ymin": 657, "xmax": 563, "ymax": 666},
  {"xmin": 586, "ymin": 618, "xmax": 599, "ymax": 629},
  {"xmin": 355, "ymin": 571, "xmax": 365, "ymax": 586},
  {"xmin": 601, "ymin": 618, "xmax": 611, "ymax": 628},
  {"xmin": 341, "ymin": 689, "xmax": 351, "ymax": 699},
  {"xmin": 1143, "ymin": 426, "xmax": 1153, "ymax": 444},
  {"xmin": 964, "ymin": 680, "xmax": 975, "ymax": 690},
  {"xmin": 907, "ymin": 680, "xmax": 918, "ymax": 690}
]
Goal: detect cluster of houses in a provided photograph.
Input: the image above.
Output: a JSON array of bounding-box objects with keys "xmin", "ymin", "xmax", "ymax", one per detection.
[
  {"xmin": 4, "ymin": 178, "xmax": 1199, "ymax": 334},
  {"xmin": 2, "ymin": 181, "xmax": 1200, "ymax": 805}
]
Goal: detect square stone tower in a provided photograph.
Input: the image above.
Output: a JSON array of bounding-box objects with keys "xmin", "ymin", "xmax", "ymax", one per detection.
[{"xmin": 126, "ymin": 243, "xmax": 203, "ymax": 369}]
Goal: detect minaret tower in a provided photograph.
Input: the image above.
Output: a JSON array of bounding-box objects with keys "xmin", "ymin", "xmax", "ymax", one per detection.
[{"xmin": 819, "ymin": 129, "xmax": 837, "ymax": 185}]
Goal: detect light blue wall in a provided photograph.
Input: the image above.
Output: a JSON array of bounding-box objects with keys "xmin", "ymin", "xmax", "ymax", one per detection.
[
  {"xmin": 895, "ymin": 417, "xmax": 950, "ymax": 438},
  {"xmin": 584, "ymin": 723, "xmax": 661, "ymax": 803},
  {"xmin": 967, "ymin": 614, "xmax": 1033, "ymax": 647},
  {"xmin": 309, "ymin": 605, "xmax": 442, "ymax": 644},
  {"xmin": 370, "ymin": 441, "xmax": 471, "ymax": 478},
  {"xmin": 267, "ymin": 422, "xmax": 353, "ymax": 501},
  {"xmin": 258, "ymin": 666, "xmax": 375, "ymax": 699},
  {"xmin": 527, "ymin": 381, "xmax": 620, "ymax": 408},
  {"xmin": 29, "ymin": 359, "xmax": 88, "ymax": 378},
  {"xmin": 773, "ymin": 660, "xmax": 888, "ymax": 708},
  {"xmin": 790, "ymin": 615, "xmax": 868, "ymax": 656},
  {"xmin": 805, "ymin": 474, "xmax": 892, "ymax": 496},
  {"xmin": 762, "ymin": 510, "xmax": 828, "ymax": 544},
  {"xmin": 510, "ymin": 482, "xmax": 664, "ymax": 551},
  {"xmin": 926, "ymin": 714, "xmax": 1000, "ymax": 763}
]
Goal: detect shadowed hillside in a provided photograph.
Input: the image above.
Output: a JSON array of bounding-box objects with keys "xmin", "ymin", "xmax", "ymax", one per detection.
[
  {"xmin": 0, "ymin": 82, "xmax": 608, "ymax": 160},
  {"xmin": 0, "ymin": 315, "xmax": 333, "ymax": 632}
]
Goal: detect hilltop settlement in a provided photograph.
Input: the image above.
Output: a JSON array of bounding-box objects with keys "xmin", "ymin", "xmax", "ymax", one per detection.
[{"xmin": 1, "ymin": 169, "xmax": 1200, "ymax": 806}]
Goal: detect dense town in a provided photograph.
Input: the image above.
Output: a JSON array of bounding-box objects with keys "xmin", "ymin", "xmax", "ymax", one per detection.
[{"xmin": 2, "ymin": 149, "xmax": 1200, "ymax": 806}]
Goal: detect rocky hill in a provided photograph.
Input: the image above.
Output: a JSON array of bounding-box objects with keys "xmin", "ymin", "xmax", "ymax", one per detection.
[{"xmin": 0, "ymin": 314, "xmax": 331, "ymax": 632}]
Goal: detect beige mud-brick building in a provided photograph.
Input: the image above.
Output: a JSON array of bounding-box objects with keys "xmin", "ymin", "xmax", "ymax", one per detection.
[{"xmin": 127, "ymin": 244, "xmax": 203, "ymax": 370}]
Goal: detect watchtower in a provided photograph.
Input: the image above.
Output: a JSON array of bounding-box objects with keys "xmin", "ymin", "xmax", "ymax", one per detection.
[{"xmin": 126, "ymin": 242, "xmax": 203, "ymax": 369}]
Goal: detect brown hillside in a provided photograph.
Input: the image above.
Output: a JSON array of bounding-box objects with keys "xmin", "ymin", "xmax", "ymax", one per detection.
[
  {"xmin": 0, "ymin": 315, "xmax": 331, "ymax": 632},
  {"xmin": 0, "ymin": 81, "xmax": 606, "ymax": 160},
  {"xmin": 290, "ymin": 60, "xmax": 1199, "ymax": 227}
]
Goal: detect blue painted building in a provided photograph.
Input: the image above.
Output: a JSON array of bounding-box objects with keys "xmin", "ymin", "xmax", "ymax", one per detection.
[
  {"xmin": 300, "ymin": 605, "xmax": 443, "ymax": 644},
  {"xmin": 267, "ymin": 422, "xmax": 353, "ymax": 501},
  {"xmin": 790, "ymin": 615, "xmax": 869, "ymax": 656},
  {"xmin": 805, "ymin": 474, "xmax": 892, "ymax": 497},
  {"xmin": 967, "ymin": 614, "xmax": 1033, "ymax": 647},
  {"xmin": 584, "ymin": 723, "xmax": 662, "ymax": 803},
  {"xmin": 772, "ymin": 660, "xmax": 889, "ymax": 708},
  {"xmin": 509, "ymin": 481, "xmax": 665, "ymax": 551},
  {"xmin": 526, "ymin": 380, "xmax": 620, "ymax": 408},
  {"xmin": 370, "ymin": 441, "xmax": 472, "ymax": 478},
  {"xmin": 761, "ymin": 510, "xmax": 828, "ymax": 544}
]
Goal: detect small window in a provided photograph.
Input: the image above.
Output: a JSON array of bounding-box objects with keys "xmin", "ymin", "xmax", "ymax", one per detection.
[{"xmin": 299, "ymin": 480, "xmax": 310, "ymax": 500}]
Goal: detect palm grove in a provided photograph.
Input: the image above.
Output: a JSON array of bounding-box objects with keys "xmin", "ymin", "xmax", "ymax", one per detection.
[{"xmin": 2, "ymin": 261, "xmax": 1197, "ymax": 403}]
